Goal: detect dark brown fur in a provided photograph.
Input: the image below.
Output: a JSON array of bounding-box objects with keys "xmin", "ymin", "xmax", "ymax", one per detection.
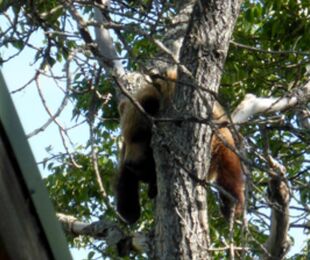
[
  {"xmin": 116, "ymin": 70, "xmax": 244, "ymax": 223},
  {"xmin": 116, "ymin": 86, "xmax": 161, "ymax": 224}
]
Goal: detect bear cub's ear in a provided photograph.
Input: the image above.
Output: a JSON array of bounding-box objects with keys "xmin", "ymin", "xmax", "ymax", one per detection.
[{"xmin": 118, "ymin": 99, "xmax": 127, "ymax": 115}]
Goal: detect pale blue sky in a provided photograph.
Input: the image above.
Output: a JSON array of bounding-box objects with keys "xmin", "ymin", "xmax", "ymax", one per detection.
[
  {"xmin": 1, "ymin": 12, "xmax": 307, "ymax": 259},
  {"xmin": 2, "ymin": 48, "xmax": 307, "ymax": 259},
  {"xmin": 1, "ymin": 38, "xmax": 89, "ymax": 260}
]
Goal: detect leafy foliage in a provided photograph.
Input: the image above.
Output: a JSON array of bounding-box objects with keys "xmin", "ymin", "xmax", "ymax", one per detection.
[{"xmin": 0, "ymin": 0, "xmax": 309, "ymax": 258}]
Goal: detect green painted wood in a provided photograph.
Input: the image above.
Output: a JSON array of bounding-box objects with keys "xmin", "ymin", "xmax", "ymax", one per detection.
[{"xmin": 0, "ymin": 71, "xmax": 72, "ymax": 260}]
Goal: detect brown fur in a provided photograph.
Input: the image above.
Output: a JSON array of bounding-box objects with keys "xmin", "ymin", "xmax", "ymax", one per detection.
[
  {"xmin": 209, "ymin": 127, "xmax": 244, "ymax": 218},
  {"xmin": 116, "ymin": 68, "xmax": 244, "ymax": 223},
  {"xmin": 116, "ymin": 86, "xmax": 161, "ymax": 223},
  {"xmin": 209, "ymin": 102, "xmax": 245, "ymax": 218}
]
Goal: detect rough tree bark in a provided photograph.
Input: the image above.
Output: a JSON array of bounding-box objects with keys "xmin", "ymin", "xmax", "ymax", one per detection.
[
  {"xmin": 264, "ymin": 177, "xmax": 291, "ymax": 260},
  {"xmin": 87, "ymin": 0, "xmax": 305, "ymax": 258},
  {"xmin": 153, "ymin": 1, "xmax": 242, "ymax": 259}
]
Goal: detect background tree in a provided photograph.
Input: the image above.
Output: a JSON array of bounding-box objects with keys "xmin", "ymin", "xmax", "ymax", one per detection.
[{"xmin": 0, "ymin": 0, "xmax": 309, "ymax": 259}]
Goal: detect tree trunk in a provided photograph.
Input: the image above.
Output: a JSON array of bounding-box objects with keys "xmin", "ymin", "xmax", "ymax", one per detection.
[{"xmin": 154, "ymin": 1, "xmax": 242, "ymax": 259}]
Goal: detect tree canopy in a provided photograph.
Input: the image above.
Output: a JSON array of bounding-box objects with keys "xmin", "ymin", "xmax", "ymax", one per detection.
[{"xmin": 0, "ymin": 0, "xmax": 309, "ymax": 259}]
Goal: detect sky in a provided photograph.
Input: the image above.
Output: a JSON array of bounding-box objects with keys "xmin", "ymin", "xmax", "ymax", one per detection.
[
  {"xmin": 2, "ymin": 46, "xmax": 307, "ymax": 260},
  {"xmin": 1, "ymin": 36, "xmax": 89, "ymax": 173},
  {"xmin": 1, "ymin": 36, "xmax": 89, "ymax": 260},
  {"xmin": 0, "ymin": 11, "xmax": 308, "ymax": 259}
]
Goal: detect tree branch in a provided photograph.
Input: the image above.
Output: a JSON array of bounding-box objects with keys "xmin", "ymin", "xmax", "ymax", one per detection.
[
  {"xmin": 93, "ymin": 0, "xmax": 125, "ymax": 76},
  {"xmin": 231, "ymin": 41, "xmax": 310, "ymax": 56},
  {"xmin": 263, "ymin": 157, "xmax": 291, "ymax": 260},
  {"xmin": 232, "ymin": 80, "xmax": 310, "ymax": 124},
  {"xmin": 56, "ymin": 213, "xmax": 149, "ymax": 257}
]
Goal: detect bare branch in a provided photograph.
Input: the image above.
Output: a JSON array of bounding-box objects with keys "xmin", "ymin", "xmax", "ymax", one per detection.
[
  {"xmin": 263, "ymin": 158, "xmax": 292, "ymax": 260},
  {"xmin": 34, "ymin": 71, "xmax": 82, "ymax": 168},
  {"xmin": 93, "ymin": 0, "xmax": 125, "ymax": 76},
  {"xmin": 232, "ymin": 80, "xmax": 310, "ymax": 124},
  {"xmin": 56, "ymin": 213, "xmax": 150, "ymax": 257},
  {"xmin": 89, "ymin": 121, "xmax": 107, "ymax": 198},
  {"xmin": 26, "ymin": 95, "xmax": 68, "ymax": 138},
  {"xmin": 231, "ymin": 41, "xmax": 310, "ymax": 56}
]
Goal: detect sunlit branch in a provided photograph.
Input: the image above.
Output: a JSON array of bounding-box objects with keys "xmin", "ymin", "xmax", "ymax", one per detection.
[
  {"xmin": 93, "ymin": 0, "xmax": 125, "ymax": 76},
  {"xmin": 57, "ymin": 213, "xmax": 149, "ymax": 256},
  {"xmin": 232, "ymin": 80, "xmax": 310, "ymax": 124}
]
